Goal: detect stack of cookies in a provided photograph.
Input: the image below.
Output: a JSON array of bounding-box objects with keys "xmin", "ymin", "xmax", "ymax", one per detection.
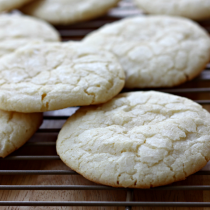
[{"xmin": 0, "ymin": 0, "xmax": 210, "ymax": 189}]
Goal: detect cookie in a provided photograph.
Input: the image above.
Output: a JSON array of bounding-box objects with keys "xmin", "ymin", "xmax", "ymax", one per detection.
[
  {"xmin": 57, "ymin": 91, "xmax": 210, "ymax": 188},
  {"xmin": 0, "ymin": 0, "xmax": 32, "ymax": 12},
  {"xmin": 0, "ymin": 14, "xmax": 60, "ymax": 58},
  {"xmin": 133, "ymin": 0, "xmax": 210, "ymax": 21},
  {"xmin": 21, "ymin": 0, "xmax": 120, "ymax": 25},
  {"xmin": 0, "ymin": 110, "xmax": 42, "ymax": 158},
  {"xmin": 0, "ymin": 42, "xmax": 125, "ymax": 113},
  {"xmin": 83, "ymin": 16, "xmax": 210, "ymax": 88}
]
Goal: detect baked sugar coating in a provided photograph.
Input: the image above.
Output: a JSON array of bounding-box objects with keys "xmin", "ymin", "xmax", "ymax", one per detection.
[
  {"xmin": 133, "ymin": 0, "xmax": 210, "ymax": 21},
  {"xmin": 83, "ymin": 16, "xmax": 210, "ymax": 88},
  {"xmin": 21, "ymin": 0, "xmax": 120, "ymax": 25},
  {"xmin": 0, "ymin": 110, "xmax": 42, "ymax": 158},
  {"xmin": 0, "ymin": 0, "xmax": 32, "ymax": 12},
  {"xmin": 57, "ymin": 91, "xmax": 210, "ymax": 188},
  {"xmin": 0, "ymin": 14, "xmax": 60, "ymax": 58},
  {"xmin": 0, "ymin": 42, "xmax": 125, "ymax": 113}
]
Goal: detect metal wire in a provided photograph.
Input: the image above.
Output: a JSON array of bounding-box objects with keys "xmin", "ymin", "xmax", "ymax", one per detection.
[
  {"xmin": 159, "ymin": 87, "xmax": 210, "ymax": 93},
  {"xmin": 0, "ymin": 185, "xmax": 124, "ymax": 190},
  {"xmin": 195, "ymin": 100, "xmax": 210, "ymax": 104},
  {"xmin": 2, "ymin": 185, "xmax": 210, "ymax": 190},
  {"xmin": 0, "ymin": 170, "xmax": 209, "ymax": 175},
  {"xmin": 4, "ymin": 156, "xmax": 60, "ymax": 160},
  {"xmin": 24, "ymin": 142, "xmax": 56, "ymax": 146},
  {"xmin": 0, "ymin": 170, "xmax": 77, "ymax": 175},
  {"xmin": 1, "ymin": 201, "xmax": 210, "ymax": 207},
  {"xmin": 125, "ymin": 190, "xmax": 134, "ymax": 210}
]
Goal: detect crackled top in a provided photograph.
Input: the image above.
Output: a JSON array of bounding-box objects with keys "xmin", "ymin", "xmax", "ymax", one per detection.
[
  {"xmin": 133, "ymin": 0, "xmax": 210, "ymax": 20},
  {"xmin": 0, "ymin": 110, "xmax": 42, "ymax": 158},
  {"xmin": 0, "ymin": 14, "xmax": 60, "ymax": 58},
  {"xmin": 0, "ymin": 0, "xmax": 32, "ymax": 12},
  {"xmin": 57, "ymin": 91, "xmax": 210, "ymax": 188},
  {"xmin": 21, "ymin": 0, "xmax": 120, "ymax": 25},
  {"xmin": 83, "ymin": 16, "xmax": 210, "ymax": 88},
  {"xmin": 0, "ymin": 42, "xmax": 125, "ymax": 113}
]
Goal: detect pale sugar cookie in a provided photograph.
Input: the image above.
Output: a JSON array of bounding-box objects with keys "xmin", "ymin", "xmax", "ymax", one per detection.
[
  {"xmin": 21, "ymin": 0, "xmax": 120, "ymax": 25},
  {"xmin": 83, "ymin": 16, "xmax": 210, "ymax": 88},
  {"xmin": 133, "ymin": 0, "xmax": 210, "ymax": 20},
  {"xmin": 0, "ymin": 42, "xmax": 125, "ymax": 112},
  {"xmin": 0, "ymin": 110, "xmax": 42, "ymax": 158},
  {"xmin": 0, "ymin": 0, "xmax": 33, "ymax": 12},
  {"xmin": 0, "ymin": 14, "xmax": 60, "ymax": 58},
  {"xmin": 57, "ymin": 91, "xmax": 210, "ymax": 188}
]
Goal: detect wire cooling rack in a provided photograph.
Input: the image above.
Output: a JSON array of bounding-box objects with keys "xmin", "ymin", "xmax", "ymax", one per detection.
[{"xmin": 1, "ymin": 0, "xmax": 210, "ymax": 209}]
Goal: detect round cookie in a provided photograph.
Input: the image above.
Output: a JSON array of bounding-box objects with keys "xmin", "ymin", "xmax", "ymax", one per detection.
[
  {"xmin": 0, "ymin": 42, "xmax": 125, "ymax": 113},
  {"xmin": 57, "ymin": 91, "xmax": 210, "ymax": 188},
  {"xmin": 133, "ymin": 0, "xmax": 210, "ymax": 21},
  {"xmin": 83, "ymin": 16, "xmax": 210, "ymax": 89},
  {"xmin": 21, "ymin": 0, "xmax": 120, "ymax": 25},
  {"xmin": 0, "ymin": 14, "xmax": 60, "ymax": 58},
  {"xmin": 0, "ymin": 0, "xmax": 33, "ymax": 12},
  {"xmin": 0, "ymin": 110, "xmax": 42, "ymax": 158}
]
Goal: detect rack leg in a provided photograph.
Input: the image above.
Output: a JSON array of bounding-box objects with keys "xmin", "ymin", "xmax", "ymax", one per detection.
[{"xmin": 125, "ymin": 190, "xmax": 134, "ymax": 210}]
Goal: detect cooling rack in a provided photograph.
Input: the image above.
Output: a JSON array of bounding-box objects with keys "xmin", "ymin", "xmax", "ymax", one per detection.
[{"xmin": 1, "ymin": 0, "xmax": 210, "ymax": 209}]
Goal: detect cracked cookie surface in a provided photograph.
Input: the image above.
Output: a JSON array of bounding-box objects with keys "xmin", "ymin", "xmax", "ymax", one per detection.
[
  {"xmin": 21, "ymin": 0, "xmax": 120, "ymax": 25},
  {"xmin": 0, "ymin": 110, "xmax": 42, "ymax": 158},
  {"xmin": 0, "ymin": 42, "xmax": 125, "ymax": 113},
  {"xmin": 57, "ymin": 91, "xmax": 210, "ymax": 188},
  {"xmin": 0, "ymin": 14, "xmax": 60, "ymax": 58},
  {"xmin": 0, "ymin": 0, "xmax": 32, "ymax": 12},
  {"xmin": 83, "ymin": 16, "xmax": 210, "ymax": 88},
  {"xmin": 133, "ymin": 0, "xmax": 210, "ymax": 20}
]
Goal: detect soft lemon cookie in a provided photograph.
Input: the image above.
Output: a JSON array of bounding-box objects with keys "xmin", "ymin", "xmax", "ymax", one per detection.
[
  {"xmin": 21, "ymin": 0, "xmax": 120, "ymax": 25},
  {"xmin": 0, "ymin": 14, "xmax": 60, "ymax": 58},
  {"xmin": 83, "ymin": 16, "xmax": 210, "ymax": 88},
  {"xmin": 57, "ymin": 91, "xmax": 210, "ymax": 188},
  {"xmin": 0, "ymin": 110, "xmax": 42, "ymax": 158},
  {"xmin": 133, "ymin": 0, "xmax": 210, "ymax": 21},
  {"xmin": 0, "ymin": 0, "xmax": 33, "ymax": 12},
  {"xmin": 0, "ymin": 42, "xmax": 125, "ymax": 113}
]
